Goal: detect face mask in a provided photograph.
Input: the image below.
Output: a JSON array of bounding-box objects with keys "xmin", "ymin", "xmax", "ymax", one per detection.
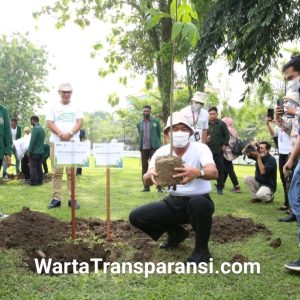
[
  {"xmin": 287, "ymin": 76, "xmax": 300, "ymax": 93},
  {"xmin": 143, "ymin": 114, "xmax": 150, "ymax": 119},
  {"xmin": 191, "ymin": 102, "xmax": 203, "ymax": 111},
  {"xmin": 172, "ymin": 131, "xmax": 190, "ymax": 148}
]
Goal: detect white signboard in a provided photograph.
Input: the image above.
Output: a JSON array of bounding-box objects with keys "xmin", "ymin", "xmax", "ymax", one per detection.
[
  {"xmin": 54, "ymin": 141, "xmax": 91, "ymax": 167},
  {"xmin": 93, "ymin": 143, "xmax": 124, "ymax": 168}
]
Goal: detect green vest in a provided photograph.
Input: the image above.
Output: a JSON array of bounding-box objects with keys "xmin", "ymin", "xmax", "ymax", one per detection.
[
  {"xmin": 137, "ymin": 117, "xmax": 161, "ymax": 150},
  {"xmin": 0, "ymin": 105, "xmax": 12, "ymax": 160}
]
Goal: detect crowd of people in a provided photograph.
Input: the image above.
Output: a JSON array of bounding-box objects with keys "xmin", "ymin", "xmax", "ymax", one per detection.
[{"xmin": 1, "ymin": 55, "xmax": 300, "ymax": 271}]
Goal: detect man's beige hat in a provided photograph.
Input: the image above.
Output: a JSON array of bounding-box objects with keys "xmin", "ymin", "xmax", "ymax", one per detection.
[
  {"xmin": 163, "ymin": 112, "xmax": 194, "ymax": 134},
  {"xmin": 58, "ymin": 83, "xmax": 73, "ymax": 91},
  {"xmin": 283, "ymin": 92, "xmax": 300, "ymax": 104},
  {"xmin": 191, "ymin": 91, "xmax": 207, "ymax": 104}
]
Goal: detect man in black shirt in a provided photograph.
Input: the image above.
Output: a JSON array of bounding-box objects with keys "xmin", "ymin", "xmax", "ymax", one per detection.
[{"xmin": 244, "ymin": 141, "xmax": 277, "ymax": 203}]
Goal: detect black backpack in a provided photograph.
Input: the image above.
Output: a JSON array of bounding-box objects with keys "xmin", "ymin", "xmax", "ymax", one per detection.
[{"xmin": 231, "ymin": 138, "xmax": 245, "ymax": 156}]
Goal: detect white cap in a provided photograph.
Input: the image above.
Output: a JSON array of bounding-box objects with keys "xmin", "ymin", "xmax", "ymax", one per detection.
[
  {"xmin": 283, "ymin": 92, "xmax": 300, "ymax": 104},
  {"xmin": 191, "ymin": 91, "xmax": 207, "ymax": 104},
  {"xmin": 163, "ymin": 112, "xmax": 194, "ymax": 134},
  {"xmin": 58, "ymin": 83, "xmax": 73, "ymax": 91}
]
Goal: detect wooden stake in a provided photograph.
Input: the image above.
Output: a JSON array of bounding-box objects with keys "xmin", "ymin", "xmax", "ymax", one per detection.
[
  {"xmin": 71, "ymin": 167, "xmax": 76, "ymax": 240},
  {"xmin": 106, "ymin": 167, "xmax": 111, "ymax": 240}
]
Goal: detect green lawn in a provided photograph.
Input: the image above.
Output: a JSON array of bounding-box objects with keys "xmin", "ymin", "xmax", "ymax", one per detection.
[{"xmin": 1, "ymin": 158, "xmax": 300, "ymax": 299}]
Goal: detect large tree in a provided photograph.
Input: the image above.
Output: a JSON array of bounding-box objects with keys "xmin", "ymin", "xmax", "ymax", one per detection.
[
  {"xmin": 191, "ymin": 0, "xmax": 300, "ymax": 89},
  {"xmin": 36, "ymin": 0, "xmax": 199, "ymax": 123},
  {"xmin": 0, "ymin": 33, "xmax": 49, "ymax": 123}
]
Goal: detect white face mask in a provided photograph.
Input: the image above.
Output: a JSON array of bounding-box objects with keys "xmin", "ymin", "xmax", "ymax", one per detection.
[
  {"xmin": 172, "ymin": 131, "xmax": 190, "ymax": 148},
  {"xmin": 191, "ymin": 102, "xmax": 203, "ymax": 111},
  {"xmin": 287, "ymin": 76, "xmax": 300, "ymax": 93}
]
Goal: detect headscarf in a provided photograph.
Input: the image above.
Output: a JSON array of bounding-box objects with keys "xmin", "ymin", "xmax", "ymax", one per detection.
[{"xmin": 222, "ymin": 117, "xmax": 238, "ymax": 139}]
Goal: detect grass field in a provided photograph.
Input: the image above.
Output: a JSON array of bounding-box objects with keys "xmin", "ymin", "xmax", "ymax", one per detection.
[{"xmin": 0, "ymin": 157, "xmax": 300, "ymax": 299}]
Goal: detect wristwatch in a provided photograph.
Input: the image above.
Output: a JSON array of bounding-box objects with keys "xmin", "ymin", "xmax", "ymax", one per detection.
[
  {"xmin": 69, "ymin": 130, "xmax": 74, "ymax": 136},
  {"xmin": 197, "ymin": 168, "xmax": 205, "ymax": 178}
]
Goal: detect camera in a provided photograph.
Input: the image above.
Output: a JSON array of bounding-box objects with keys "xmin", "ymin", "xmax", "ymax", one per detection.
[{"xmin": 243, "ymin": 143, "xmax": 258, "ymax": 160}]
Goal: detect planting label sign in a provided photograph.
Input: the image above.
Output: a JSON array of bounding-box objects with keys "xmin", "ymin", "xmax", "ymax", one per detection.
[
  {"xmin": 93, "ymin": 143, "xmax": 124, "ymax": 168},
  {"xmin": 54, "ymin": 141, "xmax": 91, "ymax": 167}
]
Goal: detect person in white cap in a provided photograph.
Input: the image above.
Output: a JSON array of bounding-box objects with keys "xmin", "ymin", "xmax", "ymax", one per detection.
[
  {"xmin": 180, "ymin": 91, "xmax": 209, "ymax": 143},
  {"xmin": 46, "ymin": 83, "xmax": 83, "ymax": 209},
  {"xmin": 129, "ymin": 112, "xmax": 218, "ymax": 264}
]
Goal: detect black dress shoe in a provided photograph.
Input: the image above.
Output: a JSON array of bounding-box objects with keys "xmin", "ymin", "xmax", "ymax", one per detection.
[
  {"xmin": 160, "ymin": 229, "xmax": 189, "ymax": 249},
  {"xmin": 141, "ymin": 187, "xmax": 150, "ymax": 192},
  {"xmin": 278, "ymin": 214, "xmax": 296, "ymax": 222},
  {"xmin": 186, "ymin": 248, "xmax": 212, "ymax": 264}
]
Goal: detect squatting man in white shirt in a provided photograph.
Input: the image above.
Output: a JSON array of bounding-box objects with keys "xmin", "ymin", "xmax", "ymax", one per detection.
[
  {"xmin": 129, "ymin": 112, "xmax": 218, "ymax": 264},
  {"xmin": 46, "ymin": 83, "xmax": 83, "ymax": 209}
]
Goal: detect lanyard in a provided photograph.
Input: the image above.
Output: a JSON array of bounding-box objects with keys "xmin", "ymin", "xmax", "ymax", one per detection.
[{"xmin": 191, "ymin": 108, "xmax": 201, "ymax": 128}]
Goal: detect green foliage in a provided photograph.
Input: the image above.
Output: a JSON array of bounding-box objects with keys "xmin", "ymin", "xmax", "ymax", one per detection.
[
  {"xmin": 0, "ymin": 33, "xmax": 49, "ymax": 123},
  {"xmin": 192, "ymin": 0, "xmax": 300, "ymax": 88}
]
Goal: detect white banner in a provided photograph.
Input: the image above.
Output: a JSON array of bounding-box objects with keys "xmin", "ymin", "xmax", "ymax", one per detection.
[
  {"xmin": 54, "ymin": 141, "xmax": 91, "ymax": 167},
  {"xmin": 93, "ymin": 143, "xmax": 124, "ymax": 168}
]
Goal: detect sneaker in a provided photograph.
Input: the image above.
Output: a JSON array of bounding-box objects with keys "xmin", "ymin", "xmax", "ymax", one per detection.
[
  {"xmin": 48, "ymin": 199, "xmax": 61, "ymax": 209},
  {"xmin": 160, "ymin": 228, "xmax": 189, "ymax": 249},
  {"xmin": 284, "ymin": 259, "xmax": 300, "ymax": 272},
  {"xmin": 217, "ymin": 189, "xmax": 223, "ymax": 195},
  {"xmin": 0, "ymin": 211, "xmax": 9, "ymax": 219},
  {"xmin": 68, "ymin": 199, "xmax": 80, "ymax": 209},
  {"xmin": 277, "ymin": 206, "xmax": 289, "ymax": 211},
  {"xmin": 186, "ymin": 248, "xmax": 212, "ymax": 264}
]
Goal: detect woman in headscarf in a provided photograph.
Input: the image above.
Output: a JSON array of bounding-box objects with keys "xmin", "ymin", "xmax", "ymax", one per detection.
[{"xmin": 222, "ymin": 117, "xmax": 241, "ymax": 192}]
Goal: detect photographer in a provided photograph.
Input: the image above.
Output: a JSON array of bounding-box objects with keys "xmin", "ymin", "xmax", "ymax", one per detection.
[{"xmin": 244, "ymin": 141, "xmax": 277, "ymax": 203}]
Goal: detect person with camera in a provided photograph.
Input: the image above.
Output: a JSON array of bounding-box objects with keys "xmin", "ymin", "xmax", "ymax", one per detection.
[
  {"xmin": 180, "ymin": 91, "xmax": 209, "ymax": 143},
  {"xmin": 244, "ymin": 141, "xmax": 277, "ymax": 203}
]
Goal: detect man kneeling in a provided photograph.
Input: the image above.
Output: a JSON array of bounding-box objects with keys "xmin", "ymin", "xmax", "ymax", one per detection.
[{"xmin": 129, "ymin": 112, "xmax": 218, "ymax": 264}]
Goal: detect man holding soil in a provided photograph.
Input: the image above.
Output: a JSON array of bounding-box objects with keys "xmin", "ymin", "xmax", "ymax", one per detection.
[
  {"xmin": 130, "ymin": 112, "xmax": 218, "ymax": 264},
  {"xmin": 0, "ymin": 104, "xmax": 12, "ymax": 219}
]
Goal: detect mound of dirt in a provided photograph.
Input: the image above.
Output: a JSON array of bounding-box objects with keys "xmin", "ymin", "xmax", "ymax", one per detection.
[
  {"xmin": 210, "ymin": 215, "xmax": 271, "ymax": 244},
  {"xmin": 0, "ymin": 208, "xmax": 272, "ymax": 274}
]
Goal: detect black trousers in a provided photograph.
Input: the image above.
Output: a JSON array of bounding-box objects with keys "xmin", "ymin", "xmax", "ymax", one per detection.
[
  {"xmin": 29, "ymin": 154, "xmax": 43, "ymax": 185},
  {"xmin": 129, "ymin": 194, "xmax": 214, "ymax": 250},
  {"xmin": 213, "ymin": 152, "xmax": 225, "ymax": 190},
  {"xmin": 279, "ymin": 154, "xmax": 289, "ymax": 207},
  {"xmin": 21, "ymin": 154, "xmax": 30, "ymax": 179},
  {"xmin": 223, "ymin": 158, "xmax": 239, "ymax": 187},
  {"xmin": 42, "ymin": 154, "xmax": 50, "ymax": 174},
  {"xmin": 140, "ymin": 148, "xmax": 157, "ymax": 187}
]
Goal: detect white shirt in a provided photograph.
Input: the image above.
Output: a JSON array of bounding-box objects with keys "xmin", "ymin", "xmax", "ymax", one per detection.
[
  {"xmin": 46, "ymin": 102, "xmax": 83, "ymax": 143},
  {"xmin": 149, "ymin": 142, "xmax": 214, "ymax": 196},
  {"xmin": 13, "ymin": 134, "xmax": 31, "ymax": 160},
  {"xmin": 273, "ymin": 125, "xmax": 292, "ymax": 154},
  {"xmin": 180, "ymin": 106, "xmax": 209, "ymax": 142},
  {"xmin": 11, "ymin": 127, "xmax": 17, "ymax": 141}
]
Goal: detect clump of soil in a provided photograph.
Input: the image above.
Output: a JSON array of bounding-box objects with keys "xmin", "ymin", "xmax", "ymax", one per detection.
[
  {"xmin": 0, "ymin": 208, "xmax": 272, "ymax": 274},
  {"xmin": 155, "ymin": 155, "xmax": 184, "ymax": 187},
  {"xmin": 269, "ymin": 238, "xmax": 281, "ymax": 249},
  {"xmin": 210, "ymin": 214, "xmax": 271, "ymax": 244},
  {"xmin": 230, "ymin": 254, "xmax": 248, "ymax": 263}
]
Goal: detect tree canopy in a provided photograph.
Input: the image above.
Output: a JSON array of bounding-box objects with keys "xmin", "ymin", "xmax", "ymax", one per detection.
[
  {"xmin": 0, "ymin": 33, "xmax": 49, "ymax": 123},
  {"xmin": 191, "ymin": 0, "xmax": 300, "ymax": 89}
]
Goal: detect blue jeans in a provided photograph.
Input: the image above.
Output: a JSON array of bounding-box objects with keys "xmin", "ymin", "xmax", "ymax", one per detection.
[{"xmin": 288, "ymin": 160, "xmax": 300, "ymax": 244}]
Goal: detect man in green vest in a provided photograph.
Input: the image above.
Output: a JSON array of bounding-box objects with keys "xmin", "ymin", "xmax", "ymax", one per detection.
[
  {"xmin": 28, "ymin": 115, "xmax": 45, "ymax": 186},
  {"xmin": 0, "ymin": 105, "xmax": 12, "ymax": 219},
  {"xmin": 137, "ymin": 105, "xmax": 161, "ymax": 192}
]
